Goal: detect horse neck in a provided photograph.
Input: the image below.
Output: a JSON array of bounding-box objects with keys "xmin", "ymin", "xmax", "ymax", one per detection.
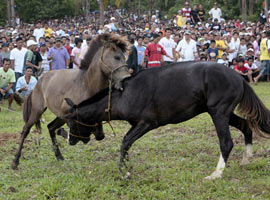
[{"xmin": 84, "ymin": 54, "xmax": 108, "ymax": 95}]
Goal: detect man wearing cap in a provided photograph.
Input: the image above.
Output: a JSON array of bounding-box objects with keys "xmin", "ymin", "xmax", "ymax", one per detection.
[
  {"xmin": 16, "ymin": 66, "xmax": 37, "ymax": 100},
  {"xmin": 23, "ymin": 40, "xmax": 41, "ymax": 76},
  {"xmin": 0, "ymin": 58, "xmax": 15, "ymax": 111},
  {"xmin": 208, "ymin": 3, "xmax": 222, "ymax": 22},
  {"xmin": 260, "ymin": 31, "xmax": 270, "ymax": 82},
  {"xmin": 10, "ymin": 37, "xmax": 28, "ymax": 81},
  {"xmin": 176, "ymin": 31, "xmax": 198, "ymax": 62},
  {"xmin": 48, "ymin": 38, "xmax": 70, "ymax": 70},
  {"xmin": 142, "ymin": 34, "xmax": 173, "ymax": 68}
]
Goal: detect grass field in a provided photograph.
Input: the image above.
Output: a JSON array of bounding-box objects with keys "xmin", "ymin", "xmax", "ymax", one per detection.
[{"xmin": 0, "ymin": 83, "xmax": 270, "ymax": 200}]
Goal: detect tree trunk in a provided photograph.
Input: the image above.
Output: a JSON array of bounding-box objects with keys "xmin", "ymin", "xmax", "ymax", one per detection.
[
  {"xmin": 11, "ymin": 0, "xmax": 15, "ymax": 27},
  {"xmin": 249, "ymin": 0, "xmax": 253, "ymax": 15},
  {"xmin": 242, "ymin": 0, "xmax": 247, "ymax": 22},
  {"xmin": 265, "ymin": 0, "xmax": 268, "ymax": 16},
  {"xmin": 85, "ymin": 0, "xmax": 90, "ymax": 22},
  {"xmin": 6, "ymin": 0, "xmax": 11, "ymax": 25},
  {"xmin": 99, "ymin": 0, "xmax": 104, "ymax": 25}
]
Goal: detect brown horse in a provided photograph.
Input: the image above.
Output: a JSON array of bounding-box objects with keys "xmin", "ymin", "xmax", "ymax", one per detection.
[{"xmin": 11, "ymin": 33, "xmax": 131, "ymax": 170}]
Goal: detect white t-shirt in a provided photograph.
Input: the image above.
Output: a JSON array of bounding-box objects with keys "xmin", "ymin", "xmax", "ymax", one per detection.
[
  {"xmin": 209, "ymin": 8, "xmax": 222, "ymax": 22},
  {"xmin": 244, "ymin": 63, "xmax": 258, "ymax": 70},
  {"xmin": 227, "ymin": 41, "xmax": 237, "ymax": 62},
  {"xmin": 10, "ymin": 47, "xmax": 28, "ymax": 73},
  {"xmin": 176, "ymin": 39, "xmax": 197, "ymax": 61},
  {"xmin": 33, "ymin": 28, "xmax": 44, "ymax": 42},
  {"xmin": 40, "ymin": 51, "xmax": 50, "ymax": 72},
  {"xmin": 159, "ymin": 37, "xmax": 176, "ymax": 62}
]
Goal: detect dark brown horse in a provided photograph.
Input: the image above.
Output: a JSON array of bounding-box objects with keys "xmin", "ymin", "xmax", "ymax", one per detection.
[{"xmin": 11, "ymin": 33, "xmax": 131, "ymax": 170}]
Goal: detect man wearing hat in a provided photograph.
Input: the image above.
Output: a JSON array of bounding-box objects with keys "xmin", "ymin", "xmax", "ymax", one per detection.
[
  {"xmin": 23, "ymin": 40, "xmax": 41, "ymax": 76},
  {"xmin": 48, "ymin": 37, "xmax": 70, "ymax": 70},
  {"xmin": 259, "ymin": 31, "xmax": 270, "ymax": 82},
  {"xmin": 176, "ymin": 31, "xmax": 198, "ymax": 62}
]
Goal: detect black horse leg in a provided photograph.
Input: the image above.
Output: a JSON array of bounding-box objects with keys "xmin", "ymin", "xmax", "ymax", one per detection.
[
  {"xmin": 229, "ymin": 113, "xmax": 253, "ymax": 165},
  {"xmin": 47, "ymin": 117, "xmax": 66, "ymax": 160},
  {"xmin": 11, "ymin": 125, "xmax": 32, "ymax": 170},
  {"xmin": 119, "ymin": 123, "xmax": 153, "ymax": 171},
  {"xmin": 205, "ymin": 114, "xmax": 233, "ymax": 180},
  {"xmin": 93, "ymin": 123, "xmax": 105, "ymax": 141}
]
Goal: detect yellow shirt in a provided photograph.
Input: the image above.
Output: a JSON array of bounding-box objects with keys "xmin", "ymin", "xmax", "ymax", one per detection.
[
  {"xmin": 260, "ymin": 38, "xmax": 270, "ymax": 60},
  {"xmin": 44, "ymin": 28, "xmax": 52, "ymax": 37},
  {"xmin": 177, "ymin": 15, "xmax": 187, "ymax": 27},
  {"xmin": 0, "ymin": 68, "xmax": 15, "ymax": 88},
  {"xmin": 215, "ymin": 40, "xmax": 227, "ymax": 58}
]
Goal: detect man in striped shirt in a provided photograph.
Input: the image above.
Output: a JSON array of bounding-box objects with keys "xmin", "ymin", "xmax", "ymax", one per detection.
[
  {"xmin": 181, "ymin": 2, "xmax": 191, "ymax": 22},
  {"xmin": 142, "ymin": 34, "xmax": 174, "ymax": 68}
]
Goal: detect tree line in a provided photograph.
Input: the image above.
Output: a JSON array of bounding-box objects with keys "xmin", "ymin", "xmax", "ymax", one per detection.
[{"xmin": 0, "ymin": 0, "xmax": 264, "ymax": 26}]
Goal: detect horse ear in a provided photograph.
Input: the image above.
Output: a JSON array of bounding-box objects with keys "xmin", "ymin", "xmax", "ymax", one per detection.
[{"xmin": 65, "ymin": 98, "xmax": 76, "ymax": 108}]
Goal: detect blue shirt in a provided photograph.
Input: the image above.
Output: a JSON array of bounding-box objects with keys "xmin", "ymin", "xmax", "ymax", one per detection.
[
  {"xmin": 16, "ymin": 75, "xmax": 37, "ymax": 96},
  {"xmin": 136, "ymin": 46, "xmax": 146, "ymax": 65},
  {"xmin": 48, "ymin": 46, "xmax": 70, "ymax": 70}
]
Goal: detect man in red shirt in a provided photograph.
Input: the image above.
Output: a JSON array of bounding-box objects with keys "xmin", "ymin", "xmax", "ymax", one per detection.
[
  {"xmin": 233, "ymin": 58, "xmax": 252, "ymax": 82},
  {"xmin": 142, "ymin": 34, "xmax": 173, "ymax": 68}
]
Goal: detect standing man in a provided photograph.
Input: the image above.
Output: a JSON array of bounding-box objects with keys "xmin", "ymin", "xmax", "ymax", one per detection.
[
  {"xmin": 39, "ymin": 42, "xmax": 50, "ymax": 75},
  {"xmin": 208, "ymin": 2, "xmax": 222, "ymax": 22},
  {"xmin": 159, "ymin": 28, "xmax": 177, "ymax": 64},
  {"xmin": 142, "ymin": 34, "xmax": 173, "ymax": 68},
  {"xmin": 23, "ymin": 40, "xmax": 41, "ymax": 76},
  {"xmin": 260, "ymin": 31, "xmax": 270, "ymax": 82},
  {"xmin": 181, "ymin": 2, "xmax": 192, "ymax": 22},
  {"xmin": 176, "ymin": 31, "xmax": 198, "ymax": 62},
  {"xmin": 0, "ymin": 58, "xmax": 15, "ymax": 110},
  {"xmin": 33, "ymin": 21, "xmax": 44, "ymax": 42},
  {"xmin": 136, "ymin": 36, "xmax": 146, "ymax": 68},
  {"xmin": 10, "ymin": 37, "xmax": 28, "ymax": 81},
  {"xmin": 48, "ymin": 38, "xmax": 70, "ymax": 70},
  {"xmin": 71, "ymin": 38, "xmax": 83, "ymax": 69}
]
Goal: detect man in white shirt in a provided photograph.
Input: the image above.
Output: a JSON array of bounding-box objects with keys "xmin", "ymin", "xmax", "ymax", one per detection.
[
  {"xmin": 176, "ymin": 31, "xmax": 198, "ymax": 62},
  {"xmin": 33, "ymin": 21, "xmax": 44, "ymax": 42},
  {"xmin": 208, "ymin": 2, "xmax": 222, "ymax": 22},
  {"xmin": 16, "ymin": 66, "xmax": 37, "ymax": 98},
  {"xmin": 10, "ymin": 37, "xmax": 28, "ymax": 81},
  {"xmin": 226, "ymin": 34, "xmax": 237, "ymax": 63},
  {"xmin": 159, "ymin": 28, "xmax": 177, "ymax": 64}
]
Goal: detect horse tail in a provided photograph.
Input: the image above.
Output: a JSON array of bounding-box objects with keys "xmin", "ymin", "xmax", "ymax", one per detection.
[
  {"xmin": 238, "ymin": 80, "xmax": 270, "ymax": 135},
  {"xmin": 23, "ymin": 91, "xmax": 41, "ymax": 133}
]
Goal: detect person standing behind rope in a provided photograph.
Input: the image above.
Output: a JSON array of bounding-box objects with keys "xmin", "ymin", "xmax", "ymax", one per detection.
[{"xmin": 260, "ymin": 31, "xmax": 270, "ymax": 82}]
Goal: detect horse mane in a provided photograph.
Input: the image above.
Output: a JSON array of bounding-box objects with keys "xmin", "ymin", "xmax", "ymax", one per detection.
[
  {"xmin": 80, "ymin": 33, "xmax": 128, "ymax": 70},
  {"xmin": 78, "ymin": 87, "xmax": 110, "ymax": 107}
]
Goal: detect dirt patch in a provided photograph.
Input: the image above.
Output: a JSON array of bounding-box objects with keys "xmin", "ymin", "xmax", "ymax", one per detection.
[{"xmin": 0, "ymin": 133, "xmax": 20, "ymax": 146}]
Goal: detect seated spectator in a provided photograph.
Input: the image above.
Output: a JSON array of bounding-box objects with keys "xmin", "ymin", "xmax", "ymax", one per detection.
[
  {"xmin": 217, "ymin": 52, "xmax": 229, "ymax": 67},
  {"xmin": 233, "ymin": 58, "xmax": 252, "ymax": 83},
  {"xmin": 16, "ymin": 66, "xmax": 37, "ymax": 99},
  {"xmin": 244, "ymin": 57, "xmax": 260, "ymax": 84},
  {"xmin": 207, "ymin": 40, "xmax": 218, "ymax": 60},
  {"xmin": 0, "ymin": 58, "xmax": 15, "ymax": 110}
]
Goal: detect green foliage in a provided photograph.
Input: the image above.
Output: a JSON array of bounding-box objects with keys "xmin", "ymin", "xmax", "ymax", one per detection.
[
  {"xmin": 0, "ymin": 83, "xmax": 270, "ymax": 199},
  {"xmin": 0, "ymin": 0, "xmax": 6, "ymax": 26}
]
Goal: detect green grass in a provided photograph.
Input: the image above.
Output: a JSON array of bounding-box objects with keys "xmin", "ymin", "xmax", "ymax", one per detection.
[{"xmin": 1, "ymin": 83, "xmax": 270, "ymax": 200}]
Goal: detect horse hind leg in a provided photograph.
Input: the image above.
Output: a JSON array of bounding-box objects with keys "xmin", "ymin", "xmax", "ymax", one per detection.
[
  {"xmin": 229, "ymin": 113, "xmax": 253, "ymax": 165},
  {"xmin": 47, "ymin": 117, "xmax": 66, "ymax": 160},
  {"xmin": 205, "ymin": 113, "xmax": 233, "ymax": 180}
]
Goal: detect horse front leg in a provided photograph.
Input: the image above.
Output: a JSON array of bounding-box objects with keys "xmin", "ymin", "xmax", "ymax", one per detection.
[
  {"xmin": 48, "ymin": 117, "xmax": 66, "ymax": 160},
  {"xmin": 119, "ymin": 123, "xmax": 153, "ymax": 172},
  {"xmin": 11, "ymin": 125, "xmax": 32, "ymax": 170}
]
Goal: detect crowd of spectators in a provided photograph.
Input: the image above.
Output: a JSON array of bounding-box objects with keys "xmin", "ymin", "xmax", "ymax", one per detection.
[{"xmin": 0, "ymin": 1, "xmax": 270, "ymax": 110}]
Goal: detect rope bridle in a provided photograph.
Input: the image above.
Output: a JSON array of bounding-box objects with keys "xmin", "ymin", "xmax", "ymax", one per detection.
[{"xmin": 69, "ymin": 44, "xmax": 127, "ymax": 140}]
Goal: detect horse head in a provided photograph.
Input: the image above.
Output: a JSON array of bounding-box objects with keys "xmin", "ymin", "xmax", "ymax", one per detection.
[
  {"xmin": 80, "ymin": 33, "xmax": 131, "ymax": 90},
  {"xmin": 64, "ymin": 98, "xmax": 105, "ymax": 145}
]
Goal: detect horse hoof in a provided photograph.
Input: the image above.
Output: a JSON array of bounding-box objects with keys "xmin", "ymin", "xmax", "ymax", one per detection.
[
  {"xmin": 95, "ymin": 134, "xmax": 105, "ymax": 141},
  {"xmin": 11, "ymin": 161, "xmax": 19, "ymax": 170},
  {"xmin": 56, "ymin": 154, "xmax": 65, "ymax": 161},
  {"xmin": 204, "ymin": 174, "xmax": 222, "ymax": 180}
]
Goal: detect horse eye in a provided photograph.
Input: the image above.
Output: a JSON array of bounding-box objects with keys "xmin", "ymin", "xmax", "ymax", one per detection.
[{"xmin": 114, "ymin": 56, "xmax": 121, "ymax": 60}]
